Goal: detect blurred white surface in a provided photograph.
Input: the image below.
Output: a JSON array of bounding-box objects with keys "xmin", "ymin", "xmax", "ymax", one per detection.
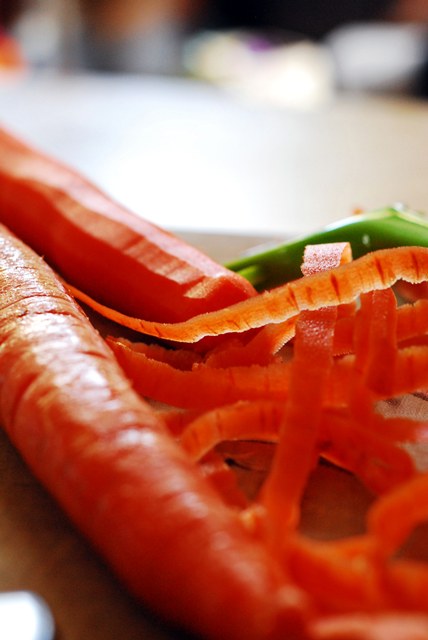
[
  {"xmin": 1, "ymin": 71, "xmax": 428, "ymax": 237},
  {"xmin": 327, "ymin": 22, "xmax": 428, "ymax": 94}
]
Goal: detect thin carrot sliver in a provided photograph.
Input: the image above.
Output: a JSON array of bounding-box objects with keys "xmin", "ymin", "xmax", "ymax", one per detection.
[
  {"xmin": 66, "ymin": 246, "xmax": 428, "ymax": 343},
  {"xmin": 319, "ymin": 409, "xmax": 416, "ymax": 494},
  {"xmin": 180, "ymin": 400, "xmax": 282, "ymax": 462},
  {"xmin": 108, "ymin": 336, "xmax": 292, "ymax": 409},
  {"xmin": 259, "ymin": 243, "xmax": 349, "ymax": 539},
  {"xmin": 260, "ymin": 306, "xmax": 337, "ymax": 537},
  {"xmin": 364, "ymin": 289, "xmax": 398, "ymax": 396}
]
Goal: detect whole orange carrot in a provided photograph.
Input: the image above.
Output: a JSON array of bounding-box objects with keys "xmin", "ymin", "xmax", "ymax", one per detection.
[{"xmin": 0, "ymin": 223, "xmax": 308, "ymax": 640}]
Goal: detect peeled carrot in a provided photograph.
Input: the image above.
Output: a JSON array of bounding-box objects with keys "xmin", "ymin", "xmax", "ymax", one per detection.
[
  {"xmin": 0, "ymin": 223, "xmax": 310, "ymax": 640},
  {"xmin": 0, "ymin": 127, "xmax": 255, "ymax": 323}
]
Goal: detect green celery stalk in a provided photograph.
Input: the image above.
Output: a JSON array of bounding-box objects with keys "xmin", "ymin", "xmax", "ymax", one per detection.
[{"xmin": 226, "ymin": 205, "xmax": 428, "ymax": 290}]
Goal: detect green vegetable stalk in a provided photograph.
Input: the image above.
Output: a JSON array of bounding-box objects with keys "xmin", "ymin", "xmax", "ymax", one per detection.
[{"xmin": 227, "ymin": 205, "xmax": 428, "ymax": 290}]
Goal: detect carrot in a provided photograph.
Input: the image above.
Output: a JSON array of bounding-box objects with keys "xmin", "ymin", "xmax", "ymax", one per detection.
[
  {"xmin": 66, "ymin": 245, "xmax": 428, "ymax": 343},
  {"xmin": 180, "ymin": 400, "xmax": 283, "ymax": 462},
  {"xmin": 361, "ymin": 289, "xmax": 398, "ymax": 396},
  {"xmin": 317, "ymin": 410, "xmax": 416, "ymax": 495},
  {"xmin": 0, "ymin": 127, "xmax": 255, "ymax": 323},
  {"xmin": 179, "ymin": 399, "xmax": 417, "ymax": 496},
  {"xmin": 332, "ymin": 298, "xmax": 428, "ymax": 356},
  {"xmin": 107, "ymin": 336, "xmax": 292, "ymax": 409},
  {"xmin": 0, "ymin": 223, "xmax": 310, "ymax": 640},
  {"xmin": 259, "ymin": 243, "xmax": 348, "ymax": 541},
  {"xmin": 259, "ymin": 305, "xmax": 337, "ymax": 539},
  {"xmin": 114, "ymin": 339, "xmax": 204, "ymax": 369}
]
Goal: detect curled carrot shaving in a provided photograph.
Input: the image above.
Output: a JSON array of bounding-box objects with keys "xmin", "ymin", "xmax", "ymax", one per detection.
[
  {"xmin": 66, "ymin": 245, "xmax": 428, "ymax": 343},
  {"xmin": 108, "ymin": 337, "xmax": 292, "ymax": 409}
]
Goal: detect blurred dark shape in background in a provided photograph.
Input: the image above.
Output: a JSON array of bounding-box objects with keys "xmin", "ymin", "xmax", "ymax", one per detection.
[
  {"xmin": 0, "ymin": 0, "xmax": 27, "ymax": 29},
  {"xmin": 201, "ymin": 0, "xmax": 392, "ymax": 38},
  {"xmin": 2, "ymin": 0, "xmax": 428, "ymax": 101}
]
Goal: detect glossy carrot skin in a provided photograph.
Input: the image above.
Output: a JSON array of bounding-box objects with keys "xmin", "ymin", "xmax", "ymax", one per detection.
[
  {"xmin": 0, "ymin": 224, "xmax": 306, "ymax": 639},
  {"xmin": 0, "ymin": 127, "xmax": 255, "ymax": 323}
]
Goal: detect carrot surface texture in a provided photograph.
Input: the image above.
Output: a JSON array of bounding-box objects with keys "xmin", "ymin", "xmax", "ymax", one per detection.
[{"xmin": 0, "ymin": 127, "xmax": 255, "ymax": 324}]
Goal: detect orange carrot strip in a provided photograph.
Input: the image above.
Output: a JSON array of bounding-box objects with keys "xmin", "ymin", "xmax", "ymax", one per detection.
[
  {"xmin": 111, "ymin": 335, "xmax": 364, "ymax": 413},
  {"xmin": 364, "ymin": 289, "xmax": 398, "ymax": 396},
  {"xmin": 260, "ymin": 306, "xmax": 337, "ymax": 536},
  {"xmin": 113, "ymin": 339, "xmax": 203, "ymax": 369},
  {"xmin": 332, "ymin": 315, "xmax": 355, "ymax": 355},
  {"xmin": 396, "ymin": 299, "xmax": 428, "ymax": 343},
  {"xmin": 388, "ymin": 345, "xmax": 428, "ymax": 397},
  {"xmin": 181, "ymin": 399, "xmax": 416, "ymax": 496},
  {"xmin": 66, "ymin": 246, "xmax": 428, "ymax": 343},
  {"xmin": 0, "ymin": 223, "xmax": 308, "ymax": 640},
  {"xmin": 333, "ymin": 299, "xmax": 428, "ymax": 357},
  {"xmin": 319, "ymin": 409, "xmax": 416, "ymax": 494},
  {"xmin": 180, "ymin": 400, "xmax": 283, "ymax": 462},
  {"xmin": 301, "ymin": 242, "xmax": 353, "ymax": 276},
  {"xmin": 260, "ymin": 243, "xmax": 348, "ymax": 538},
  {"xmin": 329, "ymin": 345, "xmax": 428, "ymax": 409},
  {"xmin": 348, "ymin": 292, "xmax": 379, "ymax": 423},
  {"xmin": 107, "ymin": 336, "xmax": 292, "ymax": 409},
  {"xmin": 205, "ymin": 319, "xmax": 296, "ymax": 366}
]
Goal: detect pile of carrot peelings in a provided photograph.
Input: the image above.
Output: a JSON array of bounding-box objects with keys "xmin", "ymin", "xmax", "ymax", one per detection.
[{"xmin": 71, "ymin": 241, "xmax": 428, "ymax": 638}]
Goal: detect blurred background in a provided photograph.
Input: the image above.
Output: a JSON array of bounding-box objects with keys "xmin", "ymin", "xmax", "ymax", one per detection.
[{"xmin": 2, "ymin": 0, "xmax": 428, "ymax": 103}]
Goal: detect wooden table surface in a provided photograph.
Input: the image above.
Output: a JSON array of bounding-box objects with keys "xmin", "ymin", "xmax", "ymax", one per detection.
[{"xmin": 1, "ymin": 70, "xmax": 428, "ymax": 639}]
